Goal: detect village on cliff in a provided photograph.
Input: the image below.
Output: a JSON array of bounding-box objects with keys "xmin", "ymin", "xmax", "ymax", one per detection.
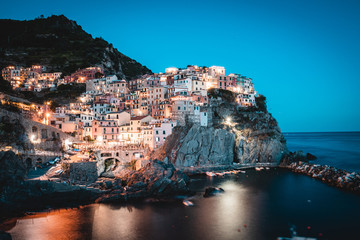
[{"xmin": 1, "ymin": 65, "xmax": 257, "ymax": 170}]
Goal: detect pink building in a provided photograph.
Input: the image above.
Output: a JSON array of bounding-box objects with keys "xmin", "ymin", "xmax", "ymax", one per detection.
[
  {"xmin": 71, "ymin": 67, "xmax": 104, "ymax": 83},
  {"xmin": 151, "ymin": 101, "xmax": 172, "ymax": 120},
  {"xmin": 217, "ymin": 75, "xmax": 235, "ymax": 90},
  {"xmin": 92, "ymin": 119, "xmax": 119, "ymax": 143},
  {"xmin": 151, "ymin": 120, "xmax": 176, "ymax": 149}
]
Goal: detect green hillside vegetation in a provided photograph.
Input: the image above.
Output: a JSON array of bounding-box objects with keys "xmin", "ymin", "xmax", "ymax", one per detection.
[{"xmin": 0, "ymin": 15, "xmax": 151, "ymax": 79}]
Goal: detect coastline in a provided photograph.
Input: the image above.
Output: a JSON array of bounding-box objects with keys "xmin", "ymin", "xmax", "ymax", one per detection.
[
  {"xmin": 2, "ymin": 154, "xmax": 360, "ymax": 226},
  {"xmin": 280, "ymin": 161, "xmax": 360, "ymax": 194},
  {"xmin": 177, "ymin": 162, "xmax": 278, "ymax": 175}
]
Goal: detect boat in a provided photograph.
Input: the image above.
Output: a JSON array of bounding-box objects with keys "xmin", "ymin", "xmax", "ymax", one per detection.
[
  {"xmin": 182, "ymin": 200, "xmax": 194, "ymax": 207},
  {"xmin": 265, "ymin": 167, "xmax": 270, "ymax": 170},
  {"xmin": 206, "ymin": 171, "xmax": 216, "ymax": 177},
  {"xmin": 255, "ymin": 167, "xmax": 264, "ymax": 171}
]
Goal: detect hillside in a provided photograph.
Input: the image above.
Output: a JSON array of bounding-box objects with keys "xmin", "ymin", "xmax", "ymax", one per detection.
[{"xmin": 0, "ymin": 15, "xmax": 152, "ymax": 79}]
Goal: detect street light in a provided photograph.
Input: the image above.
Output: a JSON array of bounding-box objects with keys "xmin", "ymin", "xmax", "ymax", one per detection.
[{"xmin": 46, "ymin": 113, "xmax": 50, "ymax": 125}]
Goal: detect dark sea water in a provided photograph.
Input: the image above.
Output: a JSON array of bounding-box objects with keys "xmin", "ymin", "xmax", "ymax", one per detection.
[
  {"xmin": 2, "ymin": 132, "xmax": 360, "ymax": 240},
  {"xmin": 284, "ymin": 132, "xmax": 360, "ymax": 172}
]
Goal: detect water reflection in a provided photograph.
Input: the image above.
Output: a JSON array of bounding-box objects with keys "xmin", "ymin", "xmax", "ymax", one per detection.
[
  {"xmin": 8, "ymin": 206, "xmax": 96, "ymax": 240},
  {"xmin": 3, "ymin": 170, "xmax": 360, "ymax": 240}
]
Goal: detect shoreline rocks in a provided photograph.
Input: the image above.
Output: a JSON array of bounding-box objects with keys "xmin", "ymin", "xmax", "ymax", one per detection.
[
  {"xmin": 0, "ymin": 154, "xmax": 192, "ymax": 220},
  {"xmin": 96, "ymin": 160, "xmax": 191, "ymax": 203},
  {"xmin": 280, "ymin": 161, "xmax": 360, "ymax": 193}
]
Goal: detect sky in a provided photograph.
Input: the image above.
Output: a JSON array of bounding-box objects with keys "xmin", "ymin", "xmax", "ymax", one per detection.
[{"xmin": 1, "ymin": 0, "xmax": 360, "ymax": 132}]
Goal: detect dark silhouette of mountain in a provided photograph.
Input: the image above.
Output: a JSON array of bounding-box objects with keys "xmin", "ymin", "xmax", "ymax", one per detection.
[{"xmin": 0, "ymin": 15, "xmax": 152, "ymax": 79}]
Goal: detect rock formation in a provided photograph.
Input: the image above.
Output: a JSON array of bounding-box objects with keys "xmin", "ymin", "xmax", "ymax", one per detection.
[
  {"xmin": 151, "ymin": 89, "xmax": 288, "ymax": 168},
  {"xmin": 0, "ymin": 151, "xmax": 27, "ymax": 189},
  {"xmin": 174, "ymin": 125, "xmax": 235, "ymax": 167},
  {"xmin": 96, "ymin": 160, "xmax": 191, "ymax": 203},
  {"xmin": 0, "ymin": 152, "xmax": 191, "ymax": 219},
  {"xmin": 280, "ymin": 161, "xmax": 360, "ymax": 193}
]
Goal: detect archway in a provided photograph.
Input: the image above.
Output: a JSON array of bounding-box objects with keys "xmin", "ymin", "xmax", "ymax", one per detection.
[{"xmin": 103, "ymin": 157, "xmax": 123, "ymax": 172}]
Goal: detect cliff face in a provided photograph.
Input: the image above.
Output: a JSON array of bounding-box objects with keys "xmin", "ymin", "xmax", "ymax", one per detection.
[
  {"xmin": 0, "ymin": 15, "xmax": 152, "ymax": 79},
  {"xmin": 0, "ymin": 151, "xmax": 27, "ymax": 190},
  {"xmin": 174, "ymin": 126, "xmax": 235, "ymax": 167},
  {"xmin": 231, "ymin": 111, "xmax": 287, "ymax": 164},
  {"xmin": 151, "ymin": 90, "xmax": 287, "ymax": 168}
]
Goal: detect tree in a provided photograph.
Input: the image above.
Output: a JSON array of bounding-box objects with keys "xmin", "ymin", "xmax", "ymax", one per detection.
[
  {"xmin": 95, "ymin": 72, "xmax": 104, "ymax": 79},
  {"xmin": 255, "ymin": 94, "xmax": 267, "ymax": 112}
]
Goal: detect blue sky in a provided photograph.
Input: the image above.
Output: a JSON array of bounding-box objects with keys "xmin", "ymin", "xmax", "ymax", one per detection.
[{"xmin": 1, "ymin": 0, "xmax": 360, "ymax": 132}]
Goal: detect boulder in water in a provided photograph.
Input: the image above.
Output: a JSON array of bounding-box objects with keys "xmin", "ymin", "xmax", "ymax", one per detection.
[
  {"xmin": 306, "ymin": 153, "xmax": 317, "ymax": 160},
  {"xmin": 203, "ymin": 187, "xmax": 225, "ymax": 197}
]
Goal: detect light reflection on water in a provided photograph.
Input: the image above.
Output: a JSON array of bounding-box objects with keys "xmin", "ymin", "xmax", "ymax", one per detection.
[
  {"xmin": 3, "ymin": 170, "xmax": 360, "ymax": 240},
  {"xmin": 4, "ymin": 132, "xmax": 360, "ymax": 239}
]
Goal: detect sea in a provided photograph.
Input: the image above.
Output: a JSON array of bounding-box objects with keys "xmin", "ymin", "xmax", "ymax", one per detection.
[{"xmin": 1, "ymin": 132, "xmax": 360, "ymax": 240}]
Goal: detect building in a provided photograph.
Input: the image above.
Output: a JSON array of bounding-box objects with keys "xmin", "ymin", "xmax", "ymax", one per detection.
[{"xmin": 71, "ymin": 67, "xmax": 104, "ymax": 83}]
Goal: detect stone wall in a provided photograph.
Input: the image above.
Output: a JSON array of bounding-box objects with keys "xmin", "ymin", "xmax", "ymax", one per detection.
[{"xmin": 69, "ymin": 162, "xmax": 98, "ymax": 183}]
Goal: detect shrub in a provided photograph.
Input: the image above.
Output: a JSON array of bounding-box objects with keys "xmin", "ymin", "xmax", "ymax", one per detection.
[
  {"xmin": 207, "ymin": 88, "xmax": 236, "ymax": 103},
  {"xmin": 255, "ymin": 94, "xmax": 267, "ymax": 112}
]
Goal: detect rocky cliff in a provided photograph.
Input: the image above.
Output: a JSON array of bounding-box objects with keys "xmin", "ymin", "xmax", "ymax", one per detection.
[
  {"xmin": 0, "ymin": 15, "xmax": 152, "ymax": 79},
  {"xmin": 0, "ymin": 152, "xmax": 191, "ymax": 219},
  {"xmin": 151, "ymin": 89, "xmax": 288, "ymax": 168},
  {"xmin": 174, "ymin": 125, "xmax": 235, "ymax": 167},
  {"xmin": 96, "ymin": 160, "xmax": 190, "ymax": 202}
]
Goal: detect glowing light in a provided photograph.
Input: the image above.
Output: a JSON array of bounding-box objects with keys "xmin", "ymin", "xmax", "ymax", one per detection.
[
  {"xmin": 30, "ymin": 134, "xmax": 36, "ymax": 142},
  {"xmin": 64, "ymin": 139, "xmax": 72, "ymax": 147},
  {"xmin": 225, "ymin": 117, "xmax": 232, "ymax": 125}
]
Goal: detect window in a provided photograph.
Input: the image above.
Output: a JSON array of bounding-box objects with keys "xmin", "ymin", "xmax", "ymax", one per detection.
[
  {"xmin": 163, "ymin": 130, "xmax": 166, "ymax": 134},
  {"xmin": 156, "ymin": 130, "xmax": 159, "ymax": 134}
]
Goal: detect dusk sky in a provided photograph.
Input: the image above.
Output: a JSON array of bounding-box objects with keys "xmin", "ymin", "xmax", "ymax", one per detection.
[{"xmin": 1, "ymin": 0, "xmax": 359, "ymax": 132}]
